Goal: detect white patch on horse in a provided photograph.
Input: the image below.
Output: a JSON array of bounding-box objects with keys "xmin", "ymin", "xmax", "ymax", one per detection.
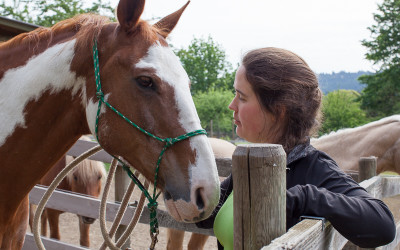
[
  {"xmin": 85, "ymin": 94, "xmax": 109, "ymax": 136},
  {"xmin": 0, "ymin": 40, "xmax": 85, "ymax": 146},
  {"xmin": 135, "ymin": 42, "xmax": 219, "ymax": 207}
]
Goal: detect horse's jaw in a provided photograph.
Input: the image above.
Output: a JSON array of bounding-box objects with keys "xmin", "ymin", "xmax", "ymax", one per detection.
[{"xmin": 161, "ymin": 136, "xmax": 220, "ymax": 223}]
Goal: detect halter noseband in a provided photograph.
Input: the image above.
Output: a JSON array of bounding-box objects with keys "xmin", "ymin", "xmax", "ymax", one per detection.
[{"xmin": 92, "ymin": 39, "xmax": 206, "ymax": 248}]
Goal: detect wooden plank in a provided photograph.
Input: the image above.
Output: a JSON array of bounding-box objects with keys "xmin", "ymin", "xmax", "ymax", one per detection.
[
  {"xmin": 381, "ymin": 176, "xmax": 400, "ymax": 198},
  {"xmin": 262, "ymin": 220, "xmax": 348, "ymax": 250},
  {"xmin": 378, "ymin": 195, "xmax": 400, "ymax": 250},
  {"xmin": 360, "ymin": 176, "xmax": 383, "ymax": 199},
  {"xmin": 29, "ymin": 185, "xmax": 214, "ymax": 236},
  {"xmin": 23, "ymin": 232, "xmax": 87, "ymax": 250},
  {"xmin": 66, "ymin": 140, "xmax": 113, "ymax": 163}
]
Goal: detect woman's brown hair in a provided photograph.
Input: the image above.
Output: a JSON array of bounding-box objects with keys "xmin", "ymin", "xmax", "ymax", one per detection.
[{"xmin": 242, "ymin": 47, "xmax": 322, "ymax": 152}]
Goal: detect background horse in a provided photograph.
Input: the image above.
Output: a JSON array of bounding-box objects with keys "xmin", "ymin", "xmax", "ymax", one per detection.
[
  {"xmin": 169, "ymin": 116, "xmax": 400, "ymax": 249},
  {"xmin": 0, "ymin": 0, "xmax": 220, "ymax": 248},
  {"xmin": 167, "ymin": 138, "xmax": 236, "ymax": 250},
  {"xmin": 311, "ymin": 115, "xmax": 400, "ymax": 175},
  {"xmin": 29, "ymin": 136, "xmax": 106, "ymax": 247}
]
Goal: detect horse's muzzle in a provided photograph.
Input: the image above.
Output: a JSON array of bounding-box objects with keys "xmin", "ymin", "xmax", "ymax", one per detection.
[{"xmin": 81, "ymin": 216, "xmax": 96, "ymax": 224}]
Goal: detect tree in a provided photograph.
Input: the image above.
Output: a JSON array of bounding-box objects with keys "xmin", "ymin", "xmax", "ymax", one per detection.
[
  {"xmin": 0, "ymin": 0, "xmax": 115, "ymax": 27},
  {"xmin": 193, "ymin": 89, "xmax": 234, "ymax": 138},
  {"xmin": 359, "ymin": 0, "xmax": 400, "ymax": 117},
  {"xmin": 175, "ymin": 36, "xmax": 235, "ymax": 94},
  {"xmin": 320, "ymin": 90, "xmax": 368, "ymax": 135}
]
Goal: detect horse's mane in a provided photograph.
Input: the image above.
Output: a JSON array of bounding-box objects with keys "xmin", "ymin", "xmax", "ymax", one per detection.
[
  {"xmin": 0, "ymin": 14, "xmax": 162, "ymax": 51},
  {"xmin": 314, "ymin": 115, "xmax": 400, "ymax": 141}
]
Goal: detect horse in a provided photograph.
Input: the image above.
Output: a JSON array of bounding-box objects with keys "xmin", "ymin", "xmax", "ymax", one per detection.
[
  {"xmin": 28, "ymin": 136, "xmax": 106, "ymax": 247},
  {"xmin": 0, "ymin": 0, "xmax": 220, "ymax": 248},
  {"xmin": 168, "ymin": 116, "xmax": 400, "ymax": 249},
  {"xmin": 311, "ymin": 115, "xmax": 400, "ymax": 175},
  {"xmin": 167, "ymin": 137, "xmax": 236, "ymax": 250}
]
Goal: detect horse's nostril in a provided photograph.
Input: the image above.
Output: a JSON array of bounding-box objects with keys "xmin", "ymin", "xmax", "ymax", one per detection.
[
  {"xmin": 195, "ymin": 188, "xmax": 205, "ymax": 210},
  {"xmin": 82, "ymin": 216, "xmax": 96, "ymax": 224},
  {"xmin": 164, "ymin": 191, "xmax": 172, "ymax": 200}
]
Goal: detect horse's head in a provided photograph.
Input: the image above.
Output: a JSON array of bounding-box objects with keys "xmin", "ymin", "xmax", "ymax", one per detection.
[
  {"xmin": 67, "ymin": 156, "xmax": 106, "ymax": 224},
  {"xmin": 79, "ymin": 0, "xmax": 220, "ymax": 222}
]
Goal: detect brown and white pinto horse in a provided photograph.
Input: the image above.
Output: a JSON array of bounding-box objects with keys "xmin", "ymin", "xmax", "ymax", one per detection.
[
  {"xmin": 0, "ymin": 0, "xmax": 220, "ymax": 248},
  {"xmin": 29, "ymin": 152, "xmax": 106, "ymax": 247}
]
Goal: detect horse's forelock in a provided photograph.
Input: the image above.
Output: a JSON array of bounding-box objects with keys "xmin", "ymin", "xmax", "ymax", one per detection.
[{"xmin": 66, "ymin": 157, "xmax": 106, "ymax": 187}]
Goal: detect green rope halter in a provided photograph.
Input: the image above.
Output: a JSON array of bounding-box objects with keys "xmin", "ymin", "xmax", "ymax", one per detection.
[{"xmin": 92, "ymin": 39, "xmax": 206, "ymax": 247}]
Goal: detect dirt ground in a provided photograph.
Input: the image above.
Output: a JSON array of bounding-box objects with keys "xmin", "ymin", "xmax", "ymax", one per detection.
[{"xmin": 31, "ymin": 179, "xmax": 218, "ymax": 250}]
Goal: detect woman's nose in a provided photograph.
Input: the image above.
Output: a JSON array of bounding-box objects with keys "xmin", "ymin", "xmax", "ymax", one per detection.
[{"xmin": 228, "ymin": 98, "xmax": 236, "ymax": 111}]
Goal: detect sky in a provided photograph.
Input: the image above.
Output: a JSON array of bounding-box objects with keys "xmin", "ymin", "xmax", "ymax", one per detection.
[{"xmin": 107, "ymin": 0, "xmax": 383, "ymax": 74}]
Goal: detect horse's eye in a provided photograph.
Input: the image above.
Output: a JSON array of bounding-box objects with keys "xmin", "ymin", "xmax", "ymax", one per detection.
[
  {"xmin": 136, "ymin": 76, "xmax": 154, "ymax": 88},
  {"xmin": 98, "ymin": 175, "xmax": 102, "ymax": 180},
  {"xmin": 73, "ymin": 175, "xmax": 78, "ymax": 181}
]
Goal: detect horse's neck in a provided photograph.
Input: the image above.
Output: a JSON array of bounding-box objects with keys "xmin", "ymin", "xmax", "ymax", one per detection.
[
  {"xmin": 0, "ymin": 39, "xmax": 91, "ymax": 201},
  {"xmin": 312, "ymin": 121, "xmax": 400, "ymax": 171}
]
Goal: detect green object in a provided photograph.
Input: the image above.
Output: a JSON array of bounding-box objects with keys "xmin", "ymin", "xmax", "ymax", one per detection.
[
  {"xmin": 92, "ymin": 39, "xmax": 207, "ymax": 238},
  {"xmin": 214, "ymin": 192, "xmax": 234, "ymax": 250}
]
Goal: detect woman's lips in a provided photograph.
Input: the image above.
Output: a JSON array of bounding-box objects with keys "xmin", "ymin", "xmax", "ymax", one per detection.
[{"xmin": 234, "ymin": 119, "xmax": 241, "ymax": 126}]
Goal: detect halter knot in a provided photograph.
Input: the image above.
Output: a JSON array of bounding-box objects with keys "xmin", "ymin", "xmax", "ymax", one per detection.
[
  {"xmin": 147, "ymin": 200, "xmax": 159, "ymax": 233},
  {"xmin": 164, "ymin": 138, "xmax": 175, "ymax": 148},
  {"xmin": 96, "ymin": 90, "xmax": 104, "ymax": 99}
]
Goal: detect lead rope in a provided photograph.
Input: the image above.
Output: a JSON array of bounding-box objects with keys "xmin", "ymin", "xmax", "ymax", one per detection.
[
  {"xmin": 99, "ymin": 159, "xmax": 149, "ymax": 250},
  {"xmin": 32, "ymin": 146, "xmax": 147, "ymax": 250},
  {"xmin": 33, "ymin": 145, "xmax": 103, "ymax": 250},
  {"xmin": 92, "ymin": 39, "xmax": 207, "ymax": 249}
]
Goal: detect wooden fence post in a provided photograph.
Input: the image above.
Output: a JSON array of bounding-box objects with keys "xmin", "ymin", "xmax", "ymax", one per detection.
[
  {"xmin": 344, "ymin": 156, "xmax": 378, "ymax": 250},
  {"xmin": 115, "ymin": 165, "xmax": 131, "ymax": 249},
  {"xmin": 358, "ymin": 157, "xmax": 377, "ymax": 183},
  {"xmin": 233, "ymin": 144, "xmax": 286, "ymax": 250}
]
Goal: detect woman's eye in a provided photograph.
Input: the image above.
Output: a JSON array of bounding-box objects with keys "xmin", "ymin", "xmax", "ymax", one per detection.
[
  {"xmin": 136, "ymin": 76, "xmax": 154, "ymax": 88},
  {"xmin": 236, "ymin": 92, "xmax": 244, "ymax": 101}
]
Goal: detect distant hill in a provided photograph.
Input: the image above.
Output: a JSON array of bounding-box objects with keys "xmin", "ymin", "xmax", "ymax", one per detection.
[{"xmin": 317, "ymin": 71, "xmax": 371, "ymax": 94}]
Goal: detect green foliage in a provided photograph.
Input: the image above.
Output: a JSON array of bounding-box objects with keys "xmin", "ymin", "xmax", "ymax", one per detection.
[
  {"xmin": 359, "ymin": 67, "xmax": 400, "ymax": 117},
  {"xmin": 0, "ymin": 0, "xmax": 115, "ymax": 27},
  {"xmin": 193, "ymin": 89, "xmax": 234, "ymax": 137},
  {"xmin": 362, "ymin": 0, "xmax": 400, "ymax": 69},
  {"xmin": 175, "ymin": 36, "xmax": 235, "ymax": 95},
  {"xmin": 320, "ymin": 90, "xmax": 368, "ymax": 135},
  {"xmin": 359, "ymin": 0, "xmax": 400, "ymax": 117}
]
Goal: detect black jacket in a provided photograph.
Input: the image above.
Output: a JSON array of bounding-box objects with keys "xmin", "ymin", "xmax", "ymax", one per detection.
[{"xmin": 197, "ymin": 141, "xmax": 396, "ymax": 248}]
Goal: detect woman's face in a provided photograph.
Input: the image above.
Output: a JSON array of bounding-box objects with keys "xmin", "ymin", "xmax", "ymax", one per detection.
[{"xmin": 229, "ymin": 65, "xmax": 277, "ymax": 143}]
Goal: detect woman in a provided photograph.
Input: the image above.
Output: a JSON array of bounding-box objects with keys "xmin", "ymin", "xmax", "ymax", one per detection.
[{"xmin": 197, "ymin": 47, "xmax": 395, "ymax": 249}]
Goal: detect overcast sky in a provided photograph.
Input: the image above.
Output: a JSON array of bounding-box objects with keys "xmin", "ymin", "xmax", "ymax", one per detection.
[{"xmin": 112, "ymin": 0, "xmax": 382, "ymax": 74}]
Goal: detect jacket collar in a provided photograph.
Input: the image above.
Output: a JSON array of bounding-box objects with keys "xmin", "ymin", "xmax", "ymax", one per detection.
[{"xmin": 287, "ymin": 138, "xmax": 316, "ymax": 165}]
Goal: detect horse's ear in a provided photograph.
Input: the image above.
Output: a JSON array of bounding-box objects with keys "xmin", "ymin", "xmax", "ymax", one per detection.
[
  {"xmin": 117, "ymin": 0, "xmax": 145, "ymax": 34},
  {"xmin": 153, "ymin": 1, "xmax": 190, "ymax": 38}
]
